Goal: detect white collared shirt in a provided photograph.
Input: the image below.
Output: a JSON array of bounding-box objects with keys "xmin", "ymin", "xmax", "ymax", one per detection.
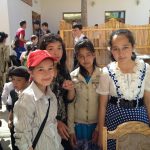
[
  {"xmin": 13, "ymin": 81, "xmax": 63, "ymax": 150},
  {"xmin": 1, "ymin": 82, "xmax": 14, "ymax": 105},
  {"xmin": 74, "ymin": 34, "xmax": 86, "ymax": 45},
  {"xmin": 96, "ymin": 59, "xmax": 150, "ymax": 100}
]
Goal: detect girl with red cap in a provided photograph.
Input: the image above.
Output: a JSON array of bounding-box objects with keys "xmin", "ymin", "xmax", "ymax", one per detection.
[{"xmin": 13, "ymin": 50, "xmax": 63, "ymax": 150}]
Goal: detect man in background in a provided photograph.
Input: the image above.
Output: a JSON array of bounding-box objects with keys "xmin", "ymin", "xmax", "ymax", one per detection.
[
  {"xmin": 72, "ymin": 23, "xmax": 87, "ymax": 69},
  {"xmin": 15, "ymin": 20, "xmax": 27, "ymax": 63},
  {"xmin": 41, "ymin": 22, "xmax": 51, "ymax": 35}
]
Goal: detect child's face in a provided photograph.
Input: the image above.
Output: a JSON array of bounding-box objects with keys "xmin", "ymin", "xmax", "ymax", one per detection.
[
  {"xmin": 111, "ymin": 35, "xmax": 133, "ymax": 63},
  {"xmin": 46, "ymin": 41, "xmax": 63, "ymax": 63},
  {"xmin": 12, "ymin": 76, "xmax": 28, "ymax": 91},
  {"xmin": 32, "ymin": 37, "xmax": 38, "ymax": 45},
  {"xmin": 42, "ymin": 25, "xmax": 48, "ymax": 31},
  {"xmin": 77, "ymin": 48, "xmax": 95, "ymax": 71},
  {"xmin": 72, "ymin": 28, "xmax": 82, "ymax": 37},
  {"xmin": 33, "ymin": 24, "xmax": 40, "ymax": 30},
  {"xmin": 30, "ymin": 58, "xmax": 54, "ymax": 89}
]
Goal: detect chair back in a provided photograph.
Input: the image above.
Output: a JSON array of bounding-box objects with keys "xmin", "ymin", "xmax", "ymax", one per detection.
[{"xmin": 103, "ymin": 121, "xmax": 150, "ymax": 150}]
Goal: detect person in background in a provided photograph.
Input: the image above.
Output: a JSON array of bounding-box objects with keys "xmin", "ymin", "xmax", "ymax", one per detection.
[
  {"xmin": 33, "ymin": 20, "xmax": 42, "ymax": 40},
  {"xmin": 72, "ymin": 23, "xmax": 87, "ymax": 69},
  {"xmin": 20, "ymin": 41, "xmax": 33, "ymax": 66},
  {"xmin": 39, "ymin": 34, "xmax": 75, "ymax": 150},
  {"xmin": 1, "ymin": 66, "xmax": 15, "ymax": 106},
  {"xmin": 7, "ymin": 66, "xmax": 30, "ymax": 150},
  {"xmin": 0, "ymin": 32, "xmax": 10, "ymax": 109},
  {"xmin": 72, "ymin": 23, "xmax": 86, "ymax": 45},
  {"xmin": 41, "ymin": 22, "xmax": 51, "ymax": 35},
  {"xmin": 93, "ymin": 24, "xmax": 100, "ymax": 47},
  {"xmin": 31, "ymin": 35, "xmax": 38, "ymax": 50},
  {"xmin": 13, "ymin": 50, "xmax": 63, "ymax": 150},
  {"xmin": 68, "ymin": 39, "xmax": 100, "ymax": 150},
  {"xmin": 15, "ymin": 20, "xmax": 27, "ymax": 63},
  {"xmin": 97, "ymin": 29, "xmax": 150, "ymax": 150}
]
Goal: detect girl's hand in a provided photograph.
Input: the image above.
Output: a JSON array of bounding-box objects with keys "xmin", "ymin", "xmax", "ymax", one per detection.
[
  {"xmin": 70, "ymin": 133, "xmax": 77, "ymax": 148},
  {"xmin": 28, "ymin": 147, "xmax": 33, "ymax": 150},
  {"xmin": 98, "ymin": 132, "xmax": 103, "ymax": 150},
  {"xmin": 8, "ymin": 120, "xmax": 13, "ymax": 129},
  {"xmin": 62, "ymin": 80, "xmax": 74, "ymax": 91},
  {"xmin": 92, "ymin": 130, "xmax": 99, "ymax": 144},
  {"xmin": 57, "ymin": 120, "xmax": 70, "ymax": 140}
]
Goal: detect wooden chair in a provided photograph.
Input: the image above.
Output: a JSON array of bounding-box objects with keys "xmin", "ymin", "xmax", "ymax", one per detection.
[{"xmin": 103, "ymin": 121, "xmax": 150, "ymax": 150}]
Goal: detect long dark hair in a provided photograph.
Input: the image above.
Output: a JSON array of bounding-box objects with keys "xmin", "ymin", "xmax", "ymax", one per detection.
[
  {"xmin": 108, "ymin": 29, "xmax": 136, "ymax": 61},
  {"xmin": 39, "ymin": 34, "xmax": 69, "ymax": 77},
  {"xmin": 75, "ymin": 39, "xmax": 97, "ymax": 77}
]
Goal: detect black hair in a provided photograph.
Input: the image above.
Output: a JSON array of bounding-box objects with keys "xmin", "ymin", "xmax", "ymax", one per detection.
[
  {"xmin": 26, "ymin": 41, "xmax": 33, "ymax": 56},
  {"xmin": 75, "ymin": 39, "xmax": 97, "ymax": 77},
  {"xmin": 39, "ymin": 34, "xmax": 69, "ymax": 77},
  {"xmin": 0, "ymin": 32, "xmax": 8, "ymax": 43},
  {"xmin": 7, "ymin": 66, "xmax": 16, "ymax": 77},
  {"xmin": 72, "ymin": 23, "xmax": 83, "ymax": 30},
  {"xmin": 108, "ymin": 29, "xmax": 136, "ymax": 61},
  {"xmin": 20, "ymin": 20, "xmax": 26, "ymax": 27},
  {"xmin": 10, "ymin": 66, "xmax": 30, "ymax": 81},
  {"xmin": 42, "ymin": 22, "xmax": 48, "ymax": 27}
]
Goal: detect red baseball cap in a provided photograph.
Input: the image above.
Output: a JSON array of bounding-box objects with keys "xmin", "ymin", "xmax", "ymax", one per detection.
[{"xmin": 27, "ymin": 49, "xmax": 56, "ymax": 68}]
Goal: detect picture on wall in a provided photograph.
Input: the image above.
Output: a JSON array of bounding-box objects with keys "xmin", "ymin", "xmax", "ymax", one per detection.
[
  {"xmin": 105, "ymin": 11, "xmax": 125, "ymax": 23},
  {"xmin": 63, "ymin": 12, "xmax": 81, "ymax": 23}
]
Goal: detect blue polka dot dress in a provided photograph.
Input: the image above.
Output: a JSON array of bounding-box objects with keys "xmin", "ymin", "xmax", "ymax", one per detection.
[
  {"xmin": 96, "ymin": 59, "xmax": 150, "ymax": 150},
  {"xmin": 105, "ymin": 103, "xmax": 149, "ymax": 150}
]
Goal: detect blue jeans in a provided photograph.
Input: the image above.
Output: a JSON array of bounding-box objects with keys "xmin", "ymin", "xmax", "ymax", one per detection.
[{"xmin": 15, "ymin": 47, "xmax": 26, "ymax": 60}]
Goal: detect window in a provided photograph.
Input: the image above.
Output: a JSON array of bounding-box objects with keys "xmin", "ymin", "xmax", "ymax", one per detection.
[
  {"xmin": 105, "ymin": 11, "xmax": 125, "ymax": 23},
  {"xmin": 63, "ymin": 12, "xmax": 81, "ymax": 23}
]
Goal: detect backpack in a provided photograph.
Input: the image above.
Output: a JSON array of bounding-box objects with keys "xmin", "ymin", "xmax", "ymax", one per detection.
[{"xmin": 11, "ymin": 35, "xmax": 20, "ymax": 50}]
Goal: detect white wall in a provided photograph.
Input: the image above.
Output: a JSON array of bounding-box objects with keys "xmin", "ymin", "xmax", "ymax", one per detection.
[
  {"xmin": 7, "ymin": 0, "xmax": 41, "ymax": 43},
  {"xmin": 1, "ymin": 0, "xmax": 150, "ymax": 43},
  {"xmin": 41, "ymin": 0, "xmax": 150, "ymax": 32},
  {"xmin": 87, "ymin": 0, "xmax": 150, "ymax": 26},
  {"xmin": 0, "ymin": 0, "xmax": 10, "ymax": 44},
  {"xmin": 41, "ymin": 0, "xmax": 81, "ymax": 33}
]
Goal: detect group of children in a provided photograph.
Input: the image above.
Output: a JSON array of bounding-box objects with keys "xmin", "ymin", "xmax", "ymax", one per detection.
[{"xmin": 1, "ymin": 28, "xmax": 150, "ymax": 150}]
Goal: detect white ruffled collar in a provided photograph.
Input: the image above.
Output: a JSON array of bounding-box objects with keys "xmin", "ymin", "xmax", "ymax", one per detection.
[{"xmin": 108, "ymin": 59, "xmax": 145, "ymax": 100}]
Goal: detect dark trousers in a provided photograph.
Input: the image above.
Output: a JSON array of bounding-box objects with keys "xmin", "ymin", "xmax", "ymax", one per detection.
[
  {"xmin": 0, "ymin": 143, "xmax": 3, "ymax": 150},
  {"xmin": 10, "ymin": 126, "xmax": 19, "ymax": 150},
  {"xmin": 62, "ymin": 139, "xmax": 73, "ymax": 150}
]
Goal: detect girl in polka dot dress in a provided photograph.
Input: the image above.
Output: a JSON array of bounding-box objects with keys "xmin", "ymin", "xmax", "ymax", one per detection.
[{"xmin": 96, "ymin": 29, "xmax": 150, "ymax": 150}]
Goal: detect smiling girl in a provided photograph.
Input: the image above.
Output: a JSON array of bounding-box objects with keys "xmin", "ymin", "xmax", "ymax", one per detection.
[
  {"xmin": 97, "ymin": 29, "xmax": 150, "ymax": 150},
  {"xmin": 68, "ymin": 39, "xmax": 100, "ymax": 150},
  {"xmin": 40, "ymin": 34, "xmax": 75, "ymax": 150},
  {"xmin": 13, "ymin": 50, "xmax": 63, "ymax": 150}
]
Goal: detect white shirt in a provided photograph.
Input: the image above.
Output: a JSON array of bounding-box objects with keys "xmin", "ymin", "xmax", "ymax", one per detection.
[
  {"xmin": 74, "ymin": 34, "xmax": 86, "ymax": 45},
  {"xmin": 13, "ymin": 81, "xmax": 63, "ymax": 150},
  {"xmin": 1, "ymin": 82, "xmax": 14, "ymax": 105},
  {"xmin": 96, "ymin": 59, "xmax": 150, "ymax": 100}
]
